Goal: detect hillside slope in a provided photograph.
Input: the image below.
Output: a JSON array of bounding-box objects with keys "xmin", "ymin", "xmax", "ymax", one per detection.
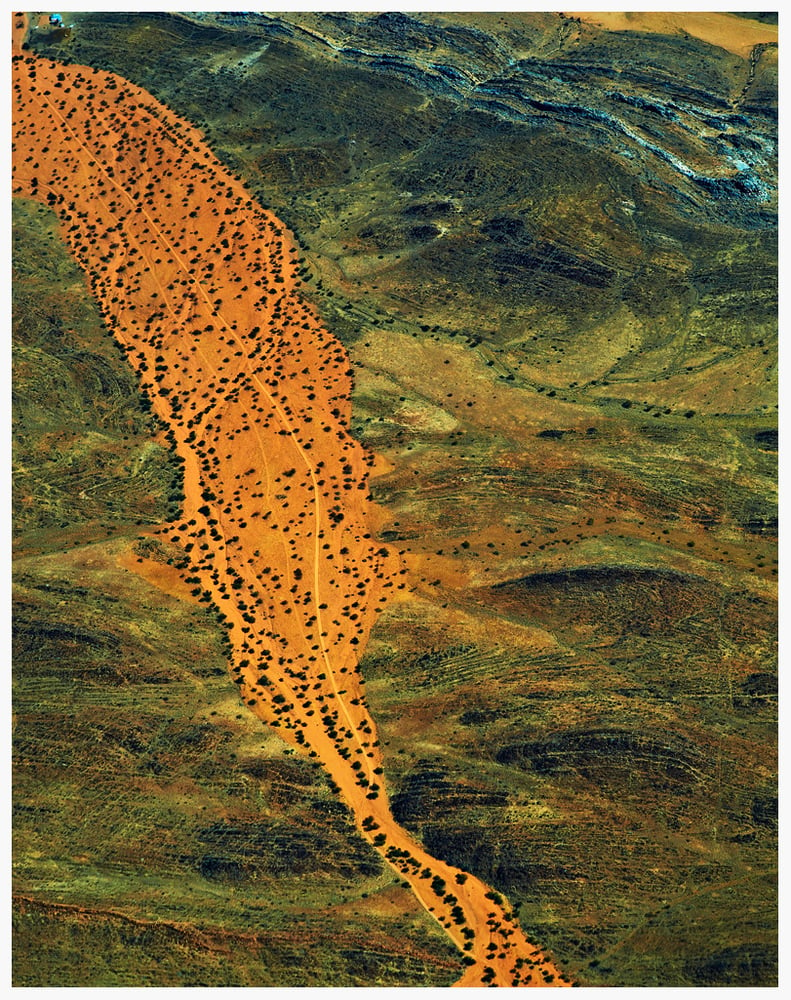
[{"xmin": 14, "ymin": 10, "xmax": 777, "ymax": 987}]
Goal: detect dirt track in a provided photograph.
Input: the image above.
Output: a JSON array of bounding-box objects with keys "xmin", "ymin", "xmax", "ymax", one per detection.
[{"xmin": 12, "ymin": 12, "xmax": 569, "ymax": 986}]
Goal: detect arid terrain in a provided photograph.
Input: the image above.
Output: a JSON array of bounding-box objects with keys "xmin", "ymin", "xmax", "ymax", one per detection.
[{"xmin": 13, "ymin": 9, "xmax": 776, "ymax": 988}]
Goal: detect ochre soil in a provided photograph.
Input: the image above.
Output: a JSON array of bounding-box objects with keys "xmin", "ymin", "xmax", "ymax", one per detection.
[
  {"xmin": 565, "ymin": 10, "xmax": 777, "ymax": 59},
  {"xmin": 12, "ymin": 12, "xmax": 568, "ymax": 987}
]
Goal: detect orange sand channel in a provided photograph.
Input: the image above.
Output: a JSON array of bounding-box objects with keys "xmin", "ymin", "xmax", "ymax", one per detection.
[{"xmin": 12, "ymin": 13, "xmax": 569, "ymax": 987}]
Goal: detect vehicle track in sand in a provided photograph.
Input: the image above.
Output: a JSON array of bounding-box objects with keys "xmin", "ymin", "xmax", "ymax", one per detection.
[{"xmin": 12, "ymin": 12, "xmax": 569, "ymax": 987}]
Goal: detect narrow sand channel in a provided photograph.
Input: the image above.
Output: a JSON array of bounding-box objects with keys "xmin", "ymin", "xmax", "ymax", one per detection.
[{"xmin": 12, "ymin": 13, "xmax": 569, "ymax": 987}]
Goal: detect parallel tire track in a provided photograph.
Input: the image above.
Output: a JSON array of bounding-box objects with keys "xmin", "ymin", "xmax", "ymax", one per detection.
[{"xmin": 12, "ymin": 13, "xmax": 568, "ymax": 987}]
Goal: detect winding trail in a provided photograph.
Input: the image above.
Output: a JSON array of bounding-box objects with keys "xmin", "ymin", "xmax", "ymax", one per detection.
[{"xmin": 12, "ymin": 13, "xmax": 569, "ymax": 987}]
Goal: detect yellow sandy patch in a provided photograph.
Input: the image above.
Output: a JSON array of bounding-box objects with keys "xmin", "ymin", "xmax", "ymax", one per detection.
[{"xmin": 566, "ymin": 11, "xmax": 777, "ymax": 59}]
